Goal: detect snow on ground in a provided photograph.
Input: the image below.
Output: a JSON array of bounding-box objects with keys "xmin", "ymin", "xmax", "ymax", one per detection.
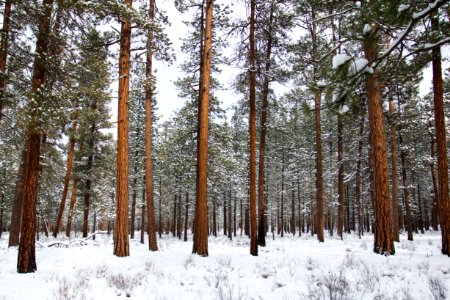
[{"xmin": 0, "ymin": 231, "xmax": 449, "ymax": 300}]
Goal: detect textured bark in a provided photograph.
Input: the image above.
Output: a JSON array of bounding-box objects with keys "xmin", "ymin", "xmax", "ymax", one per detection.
[
  {"xmin": 145, "ymin": 0, "xmax": 158, "ymax": 251},
  {"xmin": 9, "ymin": 149, "xmax": 27, "ymax": 247},
  {"xmin": 184, "ymin": 191, "xmax": 188, "ymax": 242},
  {"xmin": 53, "ymin": 119, "xmax": 78, "ymax": 238},
  {"xmin": 257, "ymin": 0, "xmax": 275, "ymax": 247},
  {"xmin": 114, "ymin": 0, "xmax": 132, "ymax": 257},
  {"xmin": 314, "ymin": 91, "xmax": 324, "ymax": 242},
  {"xmin": 18, "ymin": 0, "xmax": 53, "ymax": 273},
  {"xmin": 388, "ymin": 96, "xmax": 400, "ymax": 242},
  {"xmin": 429, "ymin": 133, "xmax": 439, "ymax": 231},
  {"xmin": 82, "ymin": 124, "xmax": 95, "ymax": 238},
  {"xmin": 399, "ymin": 130, "xmax": 413, "ymax": 241},
  {"xmin": 248, "ymin": 0, "xmax": 258, "ymax": 256},
  {"xmin": 363, "ymin": 29, "xmax": 394, "ymax": 255},
  {"xmin": 159, "ymin": 176, "xmax": 162, "ymax": 237},
  {"xmin": 291, "ymin": 183, "xmax": 295, "ymax": 236},
  {"xmin": 355, "ymin": 117, "xmax": 365, "ymax": 238},
  {"xmin": 0, "ymin": 0, "xmax": 11, "ymax": 125},
  {"xmin": 192, "ymin": 0, "xmax": 213, "ymax": 256},
  {"xmin": 337, "ymin": 114, "xmax": 344, "ymax": 239},
  {"xmin": 280, "ymin": 152, "xmax": 285, "ymax": 238},
  {"xmin": 130, "ymin": 176, "xmax": 137, "ymax": 239},
  {"xmin": 223, "ymin": 192, "xmax": 227, "ymax": 236},
  {"xmin": 431, "ymin": 10, "xmax": 450, "ymax": 256},
  {"xmin": 228, "ymin": 189, "xmax": 232, "ymax": 240},
  {"xmin": 65, "ymin": 178, "xmax": 78, "ymax": 237},
  {"xmin": 212, "ymin": 197, "xmax": 217, "ymax": 236},
  {"xmin": 172, "ymin": 192, "xmax": 177, "ymax": 237}
]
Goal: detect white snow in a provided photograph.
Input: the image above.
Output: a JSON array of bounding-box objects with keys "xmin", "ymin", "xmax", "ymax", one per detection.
[
  {"xmin": 363, "ymin": 24, "xmax": 372, "ymax": 34},
  {"xmin": 332, "ymin": 54, "xmax": 351, "ymax": 69},
  {"xmin": 398, "ymin": 4, "xmax": 409, "ymax": 13},
  {"xmin": 1, "ymin": 232, "xmax": 449, "ymax": 299},
  {"xmin": 317, "ymin": 80, "xmax": 328, "ymax": 87},
  {"xmin": 349, "ymin": 58, "xmax": 373, "ymax": 75},
  {"xmin": 339, "ymin": 104, "xmax": 349, "ymax": 114},
  {"xmin": 413, "ymin": 0, "xmax": 439, "ymax": 19}
]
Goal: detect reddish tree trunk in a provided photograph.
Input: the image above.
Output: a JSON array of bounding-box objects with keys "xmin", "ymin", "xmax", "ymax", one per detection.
[
  {"xmin": 17, "ymin": 0, "xmax": 53, "ymax": 273},
  {"xmin": 193, "ymin": 0, "xmax": 213, "ymax": 256},
  {"xmin": 53, "ymin": 119, "xmax": 78, "ymax": 238},
  {"xmin": 431, "ymin": 10, "xmax": 450, "ymax": 256},
  {"xmin": 388, "ymin": 96, "xmax": 400, "ymax": 242},
  {"xmin": 363, "ymin": 28, "xmax": 394, "ymax": 255},
  {"xmin": 337, "ymin": 114, "xmax": 344, "ymax": 239},
  {"xmin": 0, "ymin": 0, "xmax": 12, "ymax": 125},
  {"xmin": 114, "ymin": 0, "xmax": 132, "ymax": 257},
  {"xmin": 145, "ymin": 0, "xmax": 158, "ymax": 251},
  {"xmin": 9, "ymin": 150, "xmax": 27, "ymax": 247}
]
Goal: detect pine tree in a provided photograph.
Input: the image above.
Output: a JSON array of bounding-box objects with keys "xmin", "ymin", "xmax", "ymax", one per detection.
[
  {"xmin": 114, "ymin": 0, "xmax": 132, "ymax": 257},
  {"xmin": 17, "ymin": 0, "xmax": 54, "ymax": 273}
]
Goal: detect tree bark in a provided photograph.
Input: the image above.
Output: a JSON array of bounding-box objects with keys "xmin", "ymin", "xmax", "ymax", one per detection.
[
  {"xmin": 17, "ymin": 0, "xmax": 53, "ymax": 273},
  {"xmin": 337, "ymin": 114, "xmax": 344, "ymax": 239},
  {"xmin": 114, "ymin": 0, "xmax": 132, "ymax": 257},
  {"xmin": 398, "ymin": 129, "xmax": 413, "ymax": 241},
  {"xmin": 0, "ymin": 0, "xmax": 12, "ymax": 126},
  {"xmin": 144, "ymin": 0, "xmax": 158, "ymax": 251},
  {"xmin": 388, "ymin": 96, "xmax": 400, "ymax": 242},
  {"xmin": 53, "ymin": 118, "xmax": 78, "ymax": 238},
  {"xmin": 184, "ymin": 191, "xmax": 188, "ymax": 241},
  {"xmin": 192, "ymin": 0, "xmax": 213, "ymax": 256},
  {"xmin": 9, "ymin": 149, "xmax": 27, "ymax": 247},
  {"xmin": 363, "ymin": 28, "xmax": 394, "ymax": 255},
  {"xmin": 355, "ymin": 116, "xmax": 365, "ymax": 238},
  {"xmin": 314, "ymin": 90, "xmax": 324, "ymax": 242},
  {"xmin": 431, "ymin": 9, "xmax": 450, "ymax": 256},
  {"xmin": 65, "ymin": 178, "xmax": 78, "ymax": 237},
  {"xmin": 257, "ymin": 0, "xmax": 275, "ymax": 248},
  {"xmin": 82, "ymin": 124, "xmax": 95, "ymax": 238}
]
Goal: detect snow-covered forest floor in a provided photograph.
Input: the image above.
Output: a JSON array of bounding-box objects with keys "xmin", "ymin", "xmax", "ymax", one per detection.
[{"xmin": 0, "ymin": 231, "xmax": 449, "ymax": 300}]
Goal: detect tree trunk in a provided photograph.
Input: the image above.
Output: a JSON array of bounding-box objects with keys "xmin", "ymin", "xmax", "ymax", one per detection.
[
  {"xmin": 355, "ymin": 116, "xmax": 364, "ymax": 238},
  {"xmin": 388, "ymin": 95, "xmax": 400, "ymax": 242},
  {"xmin": 184, "ymin": 191, "xmax": 188, "ymax": 241},
  {"xmin": 417, "ymin": 181, "xmax": 424, "ymax": 234},
  {"xmin": 398, "ymin": 118, "xmax": 413, "ymax": 241},
  {"xmin": 172, "ymin": 192, "xmax": 177, "ymax": 237},
  {"xmin": 144, "ymin": 0, "xmax": 158, "ymax": 251},
  {"xmin": 140, "ymin": 203, "xmax": 145, "ymax": 244},
  {"xmin": 228, "ymin": 188, "xmax": 232, "ymax": 240},
  {"xmin": 431, "ymin": 10, "xmax": 450, "ymax": 256},
  {"xmin": 193, "ymin": 0, "xmax": 213, "ymax": 256},
  {"xmin": 9, "ymin": 149, "xmax": 27, "ymax": 247},
  {"xmin": 257, "ymin": 0, "xmax": 275, "ymax": 248},
  {"xmin": 280, "ymin": 151, "xmax": 285, "ymax": 238},
  {"xmin": 159, "ymin": 176, "xmax": 162, "ymax": 237},
  {"xmin": 53, "ymin": 119, "xmax": 78, "ymax": 238},
  {"xmin": 82, "ymin": 124, "xmax": 95, "ymax": 238},
  {"xmin": 248, "ymin": 0, "xmax": 258, "ymax": 256},
  {"xmin": 314, "ymin": 90, "xmax": 324, "ymax": 242},
  {"xmin": 17, "ymin": 0, "xmax": 53, "ymax": 273},
  {"xmin": 65, "ymin": 178, "xmax": 78, "ymax": 237},
  {"xmin": 337, "ymin": 114, "xmax": 344, "ymax": 239},
  {"xmin": 130, "ymin": 176, "xmax": 137, "ymax": 239},
  {"xmin": 114, "ymin": 0, "xmax": 132, "ymax": 257},
  {"xmin": 223, "ymin": 191, "xmax": 227, "ymax": 236},
  {"xmin": 0, "ymin": 0, "xmax": 12, "ymax": 126},
  {"xmin": 291, "ymin": 183, "xmax": 295, "ymax": 236},
  {"xmin": 429, "ymin": 131, "xmax": 439, "ymax": 231},
  {"xmin": 363, "ymin": 28, "xmax": 394, "ymax": 255},
  {"xmin": 212, "ymin": 197, "xmax": 217, "ymax": 236}
]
